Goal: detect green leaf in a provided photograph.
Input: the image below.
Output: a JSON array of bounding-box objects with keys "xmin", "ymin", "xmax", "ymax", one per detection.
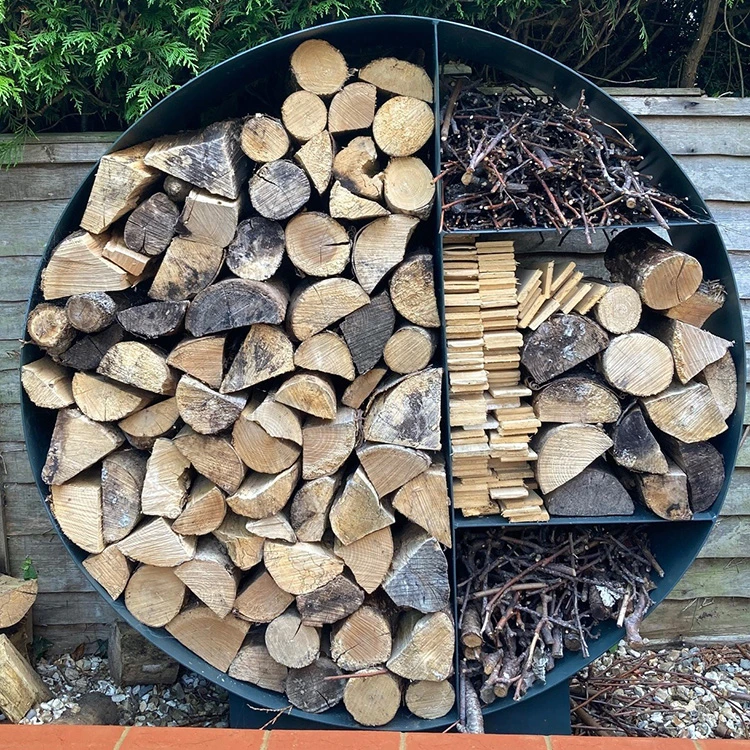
[{"xmin": 22, "ymin": 555, "xmax": 38, "ymax": 581}]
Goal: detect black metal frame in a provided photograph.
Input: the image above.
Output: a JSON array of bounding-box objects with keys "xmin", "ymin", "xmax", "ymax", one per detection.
[{"xmin": 19, "ymin": 15, "xmax": 745, "ymax": 733}]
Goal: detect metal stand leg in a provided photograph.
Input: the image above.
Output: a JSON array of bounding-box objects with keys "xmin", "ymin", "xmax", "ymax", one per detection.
[{"xmin": 482, "ymin": 680, "xmax": 572, "ymax": 735}]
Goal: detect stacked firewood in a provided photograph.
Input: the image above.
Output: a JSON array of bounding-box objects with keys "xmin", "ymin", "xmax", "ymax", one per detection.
[
  {"xmin": 21, "ymin": 39, "xmax": 456, "ymax": 726},
  {"xmin": 456, "ymin": 526, "xmax": 662, "ymax": 725}
]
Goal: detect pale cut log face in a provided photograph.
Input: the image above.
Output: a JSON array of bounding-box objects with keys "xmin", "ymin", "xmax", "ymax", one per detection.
[{"xmin": 21, "ymin": 18, "xmax": 742, "ymax": 733}]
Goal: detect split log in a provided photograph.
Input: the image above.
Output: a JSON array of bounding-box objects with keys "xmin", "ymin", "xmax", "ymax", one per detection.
[
  {"xmin": 392, "ymin": 465, "xmax": 451, "ymax": 547},
  {"xmin": 50, "ymin": 469, "xmax": 105, "ymax": 553},
  {"xmin": 340, "ymin": 291, "xmax": 396, "ymax": 374},
  {"xmin": 187, "ymin": 280, "xmax": 288, "ymax": 337},
  {"xmin": 175, "ymin": 374, "xmax": 246, "ymax": 434},
  {"xmin": 81, "ymin": 143, "xmax": 160, "ymax": 234},
  {"xmin": 387, "ymin": 610, "xmax": 454, "ymax": 681},
  {"xmin": 330, "ymin": 466, "xmax": 395, "ymax": 545},
  {"xmin": 265, "ymin": 608, "xmax": 320, "ymax": 668},
  {"xmin": 101, "ymin": 449, "xmax": 146, "ymax": 543},
  {"xmin": 141, "ymin": 438, "xmax": 191, "ymax": 518},
  {"xmin": 642, "ymin": 382, "xmax": 727, "ymax": 443},
  {"xmin": 389, "ymin": 253, "xmax": 440, "ymax": 328},
  {"xmin": 289, "ymin": 473, "xmax": 341, "ymax": 542},
  {"xmin": 372, "ymin": 96, "xmax": 434, "ymax": 157},
  {"xmin": 343, "ymin": 669, "xmax": 401, "ymax": 727},
  {"xmin": 294, "ymin": 130, "xmax": 334, "ymax": 194},
  {"xmin": 145, "ymin": 120, "xmax": 249, "ymax": 200},
  {"xmin": 359, "ymin": 58, "xmax": 433, "ymax": 102},
  {"xmin": 383, "ymin": 325, "xmax": 436, "ymax": 374},
  {"xmin": 382, "ymin": 524, "xmax": 449, "ymax": 613},
  {"xmin": 65, "ymin": 292, "xmax": 117, "ymax": 333},
  {"xmin": 212, "ymin": 512, "xmax": 265, "ymax": 570},
  {"xmin": 329, "ymin": 181, "xmax": 389, "ymax": 220},
  {"xmin": 118, "ymin": 397, "xmax": 180, "ymax": 450},
  {"xmin": 342, "ymin": 367, "xmax": 387, "ymax": 409},
  {"xmin": 0, "ymin": 634, "xmax": 51, "ymax": 723},
  {"xmin": 163, "ymin": 175, "xmax": 193, "ymax": 203},
  {"xmin": 222, "ymin": 324, "xmax": 294, "ymax": 393},
  {"xmin": 604, "ymin": 228, "xmax": 703, "ymax": 310},
  {"xmin": 294, "ymin": 331, "xmax": 355, "ymax": 381},
  {"xmin": 148, "ymin": 238, "xmax": 224, "ymax": 302},
  {"xmin": 232, "ymin": 400, "xmax": 300, "ymax": 474},
  {"xmin": 650, "ymin": 318, "xmax": 732, "ymax": 384},
  {"xmin": 72, "ymin": 373, "xmax": 152, "ymax": 422},
  {"xmin": 244, "ymin": 513, "xmax": 296, "ymax": 542},
  {"xmin": 281, "ymin": 91, "xmax": 328, "ymax": 142},
  {"xmin": 331, "ymin": 604, "xmax": 392, "ymax": 671},
  {"xmin": 285, "ymin": 211, "xmax": 350, "ymax": 277},
  {"xmin": 660, "ymin": 435, "xmax": 725, "ymax": 512},
  {"xmin": 634, "ymin": 461, "xmax": 692, "ymax": 520},
  {"xmin": 383, "ymin": 157, "xmax": 435, "ymax": 219},
  {"xmin": 405, "ymin": 680, "xmax": 455, "ymax": 719},
  {"xmin": 101, "ymin": 232, "xmax": 153, "ymax": 276},
  {"xmin": 233, "ymin": 569, "xmax": 294, "ymax": 623},
  {"xmin": 41, "ymin": 231, "xmax": 135, "ymax": 300},
  {"xmin": 58, "ymin": 323, "xmax": 125, "ymax": 372},
  {"xmin": 533, "ymin": 423, "xmax": 613, "ymax": 494},
  {"xmin": 83, "ymin": 545, "xmax": 131, "ymax": 600},
  {"xmin": 532, "ymin": 375, "xmax": 621, "ymax": 424},
  {"xmin": 328, "ymin": 82, "xmax": 377, "ymax": 134},
  {"xmin": 97, "ymin": 341, "xmax": 177, "ymax": 395},
  {"xmin": 124, "ymin": 564, "xmax": 185, "ymax": 626},
  {"xmin": 228, "ymin": 634, "xmax": 288, "ymax": 692},
  {"xmin": 0, "ymin": 575, "xmax": 37, "ymax": 629},
  {"xmin": 123, "ymin": 192, "xmax": 179, "ymax": 256},
  {"xmin": 601, "ymin": 332, "xmax": 674, "ymax": 397},
  {"xmin": 167, "ymin": 335, "xmax": 225, "ymax": 390},
  {"xmin": 42, "ymin": 407, "xmax": 124, "ymax": 485},
  {"xmin": 250, "ymin": 392, "xmax": 303, "ymax": 444},
  {"xmin": 288, "ymin": 278, "xmax": 369, "ymax": 341},
  {"xmin": 297, "ymin": 575, "xmax": 365, "ymax": 626},
  {"xmin": 545, "ymin": 461, "xmax": 635, "ymax": 516},
  {"xmin": 592, "ymin": 282, "xmax": 642, "ymax": 334},
  {"xmin": 302, "ymin": 405, "xmax": 359, "ymax": 480},
  {"xmin": 332, "ymin": 136, "xmax": 382, "ymax": 200},
  {"xmin": 226, "ymin": 217, "xmax": 285, "ymax": 282},
  {"xmin": 27, "ymin": 302, "xmax": 75, "ymax": 354},
  {"xmin": 226, "ymin": 461, "xmax": 300, "ymax": 519},
  {"xmin": 698, "ymin": 351, "xmax": 737, "ymax": 419},
  {"xmin": 164, "ymin": 604, "xmax": 250, "ymax": 672},
  {"xmin": 172, "ymin": 476, "xmax": 227, "ymax": 535},
  {"xmin": 609, "ymin": 404, "xmax": 669, "ymax": 474},
  {"xmin": 118, "ymin": 300, "xmax": 188, "ymax": 339},
  {"xmin": 357, "ymin": 442, "xmax": 430, "ymax": 497},
  {"xmin": 21, "ymin": 356, "xmax": 74, "ymax": 409},
  {"xmin": 264, "ymin": 540, "xmax": 344, "ymax": 595},
  {"xmin": 364, "ymin": 368, "xmax": 442, "ymax": 450},
  {"xmin": 334, "ymin": 527, "xmax": 393, "ymax": 594},
  {"xmin": 118, "ymin": 517, "xmax": 196, "ymax": 567},
  {"xmin": 285, "ymin": 657, "xmax": 345, "ymax": 713},
  {"xmin": 240, "ymin": 115, "xmax": 290, "ymax": 162},
  {"xmin": 249, "ymin": 159, "xmax": 310, "ymax": 221},
  {"xmin": 290, "ymin": 39, "xmax": 348, "ymax": 96},
  {"xmin": 175, "ymin": 537, "xmax": 238, "ymax": 618},
  {"xmin": 664, "ymin": 279, "xmax": 726, "ymax": 327},
  {"xmin": 352, "ymin": 214, "xmax": 420, "ymax": 293},
  {"xmin": 521, "ymin": 314, "xmax": 609, "ymax": 385},
  {"xmin": 179, "ymin": 189, "xmax": 242, "ymax": 248}
]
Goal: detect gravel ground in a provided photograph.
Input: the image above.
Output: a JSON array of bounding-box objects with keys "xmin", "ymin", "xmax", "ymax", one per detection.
[{"xmin": 4, "ymin": 641, "xmax": 749, "ymax": 734}]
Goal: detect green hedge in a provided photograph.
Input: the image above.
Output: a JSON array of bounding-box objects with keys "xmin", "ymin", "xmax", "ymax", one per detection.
[{"xmin": 1, "ymin": 0, "xmax": 748, "ymax": 140}]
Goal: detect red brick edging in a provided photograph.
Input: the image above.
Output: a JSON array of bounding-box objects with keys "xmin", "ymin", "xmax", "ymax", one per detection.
[{"xmin": 0, "ymin": 726, "xmax": 743, "ymax": 750}]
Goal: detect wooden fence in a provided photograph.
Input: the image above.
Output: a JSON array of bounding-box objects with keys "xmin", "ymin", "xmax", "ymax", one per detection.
[{"xmin": 1, "ymin": 93, "xmax": 749, "ymax": 650}]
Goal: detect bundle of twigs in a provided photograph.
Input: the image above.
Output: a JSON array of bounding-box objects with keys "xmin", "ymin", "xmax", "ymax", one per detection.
[
  {"xmin": 456, "ymin": 526, "xmax": 662, "ymax": 726},
  {"xmin": 439, "ymin": 81, "xmax": 693, "ymax": 233}
]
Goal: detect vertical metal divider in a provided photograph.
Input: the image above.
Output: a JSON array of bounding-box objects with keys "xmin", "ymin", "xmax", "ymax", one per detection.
[{"xmin": 430, "ymin": 20, "xmax": 463, "ymax": 723}]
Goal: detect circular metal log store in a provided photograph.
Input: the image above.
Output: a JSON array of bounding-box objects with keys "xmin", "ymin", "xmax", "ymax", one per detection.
[{"xmin": 20, "ymin": 15, "xmax": 745, "ymax": 733}]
